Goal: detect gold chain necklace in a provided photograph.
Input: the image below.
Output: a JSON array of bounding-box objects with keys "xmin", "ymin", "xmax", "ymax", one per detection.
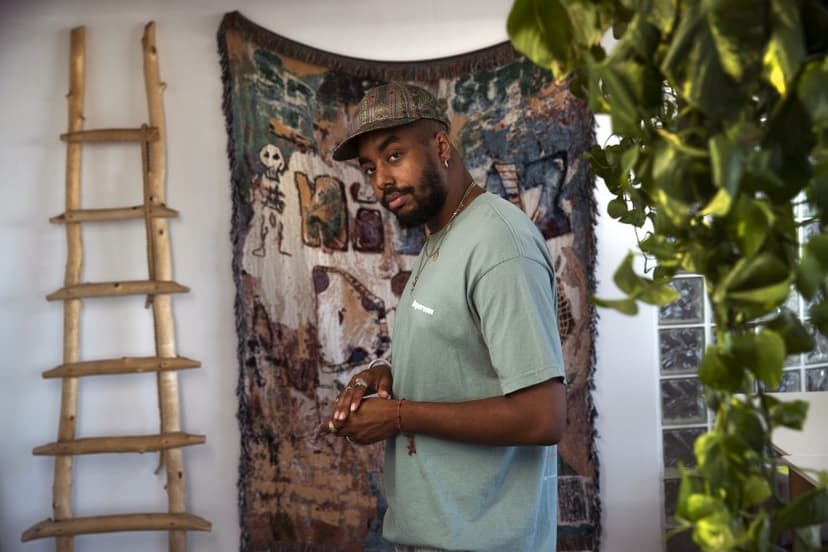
[{"xmin": 410, "ymin": 181, "xmax": 476, "ymax": 291}]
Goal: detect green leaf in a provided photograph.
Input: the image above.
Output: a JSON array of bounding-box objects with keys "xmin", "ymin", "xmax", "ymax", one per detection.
[
  {"xmin": 614, "ymin": 252, "xmax": 645, "ymax": 295},
  {"xmin": 647, "ymin": 0, "xmax": 676, "ymax": 36},
  {"xmin": 727, "ymin": 196, "xmax": 774, "ymax": 258},
  {"xmin": 607, "ymin": 252, "xmax": 681, "ymax": 306},
  {"xmin": 639, "ymin": 282, "xmax": 683, "ymax": 305},
  {"xmin": 598, "ymin": 60, "xmax": 645, "ymax": 136},
  {"xmin": 590, "ymin": 295, "xmax": 639, "ymax": 315},
  {"xmin": 772, "ymin": 488, "xmax": 828, "ymax": 530},
  {"xmin": 743, "ymin": 475, "xmax": 772, "ymax": 507},
  {"xmin": 721, "ymin": 253, "xmax": 791, "ymax": 294},
  {"xmin": 652, "ymin": 178, "xmax": 692, "ymax": 231},
  {"xmin": 709, "ymin": 133, "xmax": 744, "ymax": 198},
  {"xmin": 699, "ymin": 345, "xmax": 743, "ymax": 393},
  {"xmin": 727, "ymin": 396, "xmax": 767, "ymax": 451},
  {"xmin": 698, "ymin": 188, "xmax": 732, "ymax": 217},
  {"xmin": 766, "ymin": 308, "xmax": 816, "ymax": 355},
  {"xmin": 588, "ymin": 145, "xmax": 624, "ymax": 194},
  {"xmin": 639, "ymin": 234, "xmax": 680, "ymax": 259},
  {"xmin": 685, "ymin": 493, "xmax": 726, "ymax": 522},
  {"xmin": 762, "ymin": 0, "xmax": 806, "ymax": 96},
  {"xmin": 767, "ymin": 396, "xmax": 809, "ymax": 430},
  {"xmin": 694, "ymin": 512, "xmax": 737, "ymax": 550},
  {"xmin": 660, "ymin": 0, "xmax": 745, "ymax": 118},
  {"xmin": 507, "ymin": 0, "xmax": 609, "ymax": 78},
  {"xmin": 607, "ymin": 197, "xmax": 628, "ymax": 219},
  {"xmin": 813, "ymin": 152, "xmax": 828, "ymax": 226},
  {"xmin": 797, "ymin": 232, "xmax": 828, "ymax": 299},
  {"xmin": 507, "ymin": 0, "xmax": 575, "ymax": 76},
  {"xmin": 677, "ymin": 465, "xmax": 702, "ymax": 520},
  {"xmin": 716, "ymin": 253, "xmax": 793, "ymax": 317},
  {"xmin": 797, "ymin": 58, "xmax": 828, "ymax": 128},
  {"xmin": 808, "ymin": 300, "xmax": 828, "ymax": 336},
  {"xmin": 620, "ymin": 142, "xmax": 639, "ymax": 177},
  {"xmin": 764, "ymin": 95, "xmax": 816, "ymax": 201},
  {"xmin": 731, "ymin": 330, "xmax": 785, "ymax": 389},
  {"xmin": 748, "ymin": 514, "xmax": 771, "ymax": 552},
  {"xmin": 706, "ymin": 0, "xmax": 767, "ymax": 82}
]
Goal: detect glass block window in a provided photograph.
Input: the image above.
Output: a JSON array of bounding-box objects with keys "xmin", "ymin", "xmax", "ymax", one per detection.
[
  {"xmin": 661, "ymin": 378, "xmax": 706, "ymax": 425},
  {"xmin": 658, "ymin": 275, "xmax": 710, "ymax": 542},
  {"xmin": 806, "ymin": 367, "xmax": 828, "ymax": 391},
  {"xmin": 660, "ymin": 328, "xmax": 705, "ymax": 375},
  {"xmin": 659, "ymin": 278, "xmax": 704, "ymax": 325},
  {"xmin": 777, "ymin": 198, "xmax": 828, "ymax": 391},
  {"xmin": 663, "ymin": 428, "xmax": 704, "ymax": 469}
]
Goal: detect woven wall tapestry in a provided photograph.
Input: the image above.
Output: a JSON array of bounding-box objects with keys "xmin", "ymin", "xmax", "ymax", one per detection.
[{"xmin": 218, "ymin": 11, "xmax": 599, "ymax": 552}]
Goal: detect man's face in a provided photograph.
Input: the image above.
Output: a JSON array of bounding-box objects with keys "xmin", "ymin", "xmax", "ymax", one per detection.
[{"xmin": 356, "ymin": 122, "xmax": 447, "ymax": 228}]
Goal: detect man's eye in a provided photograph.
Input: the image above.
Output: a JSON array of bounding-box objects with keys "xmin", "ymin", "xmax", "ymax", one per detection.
[
  {"xmin": 389, "ymin": 152, "xmax": 402, "ymax": 162},
  {"xmin": 363, "ymin": 167, "xmax": 375, "ymax": 176}
]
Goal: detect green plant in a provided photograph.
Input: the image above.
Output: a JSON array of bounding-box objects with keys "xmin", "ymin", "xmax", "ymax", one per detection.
[{"xmin": 507, "ymin": 0, "xmax": 828, "ymax": 550}]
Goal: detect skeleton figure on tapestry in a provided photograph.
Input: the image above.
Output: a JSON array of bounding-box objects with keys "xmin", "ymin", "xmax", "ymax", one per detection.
[{"xmin": 251, "ymin": 143, "xmax": 291, "ymax": 257}]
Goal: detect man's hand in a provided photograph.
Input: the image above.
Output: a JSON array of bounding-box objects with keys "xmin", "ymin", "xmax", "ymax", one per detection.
[
  {"xmin": 319, "ymin": 361, "xmax": 393, "ymax": 438},
  {"xmin": 333, "ymin": 361, "xmax": 393, "ymax": 422},
  {"xmin": 337, "ymin": 397, "xmax": 399, "ymax": 445}
]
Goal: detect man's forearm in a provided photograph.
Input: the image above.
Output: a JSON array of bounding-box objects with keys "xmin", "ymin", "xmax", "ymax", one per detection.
[{"xmin": 397, "ymin": 378, "xmax": 565, "ymax": 446}]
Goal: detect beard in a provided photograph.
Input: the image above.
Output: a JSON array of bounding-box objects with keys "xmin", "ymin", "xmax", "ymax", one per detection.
[{"xmin": 382, "ymin": 160, "xmax": 447, "ymax": 229}]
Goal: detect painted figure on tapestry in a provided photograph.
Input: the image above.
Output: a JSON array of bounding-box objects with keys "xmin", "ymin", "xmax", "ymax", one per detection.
[
  {"xmin": 322, "ymin": 81, "xmax": 567, "ymax": 552},
  {"xmin": 251, "ymin": 144, "xmax": 290, "ymax": 257},
  {"xmin": 219, "ymin": 11, "xmax": 598, "ymax": 552}
]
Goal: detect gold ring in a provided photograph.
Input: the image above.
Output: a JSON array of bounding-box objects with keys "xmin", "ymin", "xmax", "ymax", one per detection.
[
  {"xmin": 354, "ymin": 378, "xmax": 368, "ymax": 388},
  {"xmin": 327, "ymin": 420, "xmax": 337, "ymax": 434}
]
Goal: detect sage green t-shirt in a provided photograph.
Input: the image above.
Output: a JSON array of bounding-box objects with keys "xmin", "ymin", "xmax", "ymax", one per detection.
[{"xmin": 383, "ymin": 192, "xmax": 565, "ymax": 551}]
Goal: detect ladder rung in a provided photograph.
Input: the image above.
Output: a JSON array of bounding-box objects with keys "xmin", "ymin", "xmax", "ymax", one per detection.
[
  {"xmin": 50, "ymin": 205, "xmax": 179, "ymax": 223},
  {"xmin": 43, "ymin": 356, "xmax": 201, "ymax": 378},
  {"xmin": 47, "ymin": 280, "xmax": 189, "ymax": 301},
  {"xmin": 21, "ymin": 513, "xmax": 212, "ymax": 541},
  {"xmin": 33, "ymin": 432, "xmax": 206, "ymax": 456},
  {"xmin": 60, "ymin": 127, "xmax": 159, "ymax": 143}
]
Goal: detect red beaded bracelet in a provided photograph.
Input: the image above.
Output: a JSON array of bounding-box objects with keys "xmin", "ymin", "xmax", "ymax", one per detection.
[
  {"xmin": 396, "ymin": 399, "xmax": 416, "ymax": 455},
  {"xmin": 396, "ymin": 398, "xmax": 405, "ymax": 433}
]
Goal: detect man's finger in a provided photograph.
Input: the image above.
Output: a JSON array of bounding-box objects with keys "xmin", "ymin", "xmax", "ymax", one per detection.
[
  {"xmin": 319, "ymin": 419, "xmax": 340, "ymax": 435},
  {"xmin": 377, "ymin": 374, "xmax": 393, "ymax": 399},
  {"xmin": 349, "ymin": 386, "xmax": 368, "ymax": 412}
]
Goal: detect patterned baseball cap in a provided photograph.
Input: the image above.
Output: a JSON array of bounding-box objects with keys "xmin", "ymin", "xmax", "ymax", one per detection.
[{"xmin": 332, "ymin": 82, "xmax": 450, "ymax": 161}]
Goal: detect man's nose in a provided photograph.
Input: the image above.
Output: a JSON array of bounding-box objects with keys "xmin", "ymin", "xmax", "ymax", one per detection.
[{"xmin": 374, "ymin": 164, "xmax": 394, "ymax": 193}]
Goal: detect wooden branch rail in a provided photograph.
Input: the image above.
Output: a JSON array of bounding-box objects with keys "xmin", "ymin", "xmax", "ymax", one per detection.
[
  {"xmin": 33, "ymin": 432, "xmax": 206, "ymax": 456},
  {"xmin": 22, "ymin": 513, "xmax": 211, "ymax": 541},
  {"xmin": 47, "ymin": 280, "xmax": 188, "ymax": 301},
  {"xmin": 52, "ymin": 26, "xmax": 86, "ymax": 552},
  {"xmin": 50, "ymin": 205, "xmax": 178, "ymax": 223},
  {"xmin": 43, "ymin": 356, "xmax": 200, "ymax": 378},
  {"xmin": 60, "ymin": 127, "xmax": 159, "ymax": 143}
]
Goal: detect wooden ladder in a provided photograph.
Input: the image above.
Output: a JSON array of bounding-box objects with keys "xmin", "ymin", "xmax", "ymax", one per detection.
[{"xmin": 21, "ymin": 23, "xmax": 211, "ymax": 551}]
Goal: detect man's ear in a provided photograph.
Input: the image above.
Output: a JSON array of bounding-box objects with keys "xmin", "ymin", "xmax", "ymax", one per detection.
[{"xmin": 434, "ymin": 127, "xmax": 452, "ymax": 163}]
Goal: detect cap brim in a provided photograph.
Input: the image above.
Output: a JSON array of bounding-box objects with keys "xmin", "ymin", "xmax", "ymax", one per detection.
[{"xmin": 331, "ymin": 117, "xmax": 421, "ymax": 161}]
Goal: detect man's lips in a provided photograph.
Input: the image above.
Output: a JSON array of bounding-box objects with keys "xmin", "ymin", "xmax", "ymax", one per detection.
[{"xmin": 383, "ymin": 190, "xmax": 412, "ymax": 211}]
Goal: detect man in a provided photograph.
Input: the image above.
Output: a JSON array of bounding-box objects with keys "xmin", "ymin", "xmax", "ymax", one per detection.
[{"xmin": 323, "ymin": 82, "xmax": 566, "ymax": 551}]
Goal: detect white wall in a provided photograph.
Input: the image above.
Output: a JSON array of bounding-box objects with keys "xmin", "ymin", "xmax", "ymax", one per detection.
[{"xmin": 0, "ymin": 1, "xmax": 660, "ymax": 551}]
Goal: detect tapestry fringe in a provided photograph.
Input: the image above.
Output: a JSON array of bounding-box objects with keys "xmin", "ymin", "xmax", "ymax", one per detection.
[
  {"xmin": 217, "ymin": 18, "xmax": 255, "ymax": 551},
  {"xmin": 218, "ymin": 11, "xmax": 521, "ymax": 82}
]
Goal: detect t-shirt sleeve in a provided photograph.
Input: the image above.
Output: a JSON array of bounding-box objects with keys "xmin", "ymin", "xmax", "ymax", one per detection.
[{"xmin": 471, "ymin": 255, "xmax": 566, "ymax": 395}]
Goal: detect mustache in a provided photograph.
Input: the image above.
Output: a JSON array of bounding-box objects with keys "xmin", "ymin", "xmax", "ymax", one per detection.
[{"xmin": 379, "ymin": 186, "xmax": 414, "ymax": 208}]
